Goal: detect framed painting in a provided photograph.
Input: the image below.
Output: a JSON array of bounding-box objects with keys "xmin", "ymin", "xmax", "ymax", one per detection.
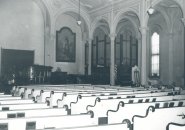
[{"xmin": 56, "ymin": 27, "xmax": 76, "ymax": 62}]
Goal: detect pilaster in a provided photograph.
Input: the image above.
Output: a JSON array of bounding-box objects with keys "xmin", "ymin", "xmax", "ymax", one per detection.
[
  {"xmin": 88, "ymin": 38, "xmax": 93, "ymax": 75},
  {"xmin": 139, "ymin": 26, "xmax": 148, "ymax": 86},
  {"xmin": 109, "ymin": 33, "xmax": 116, "ymax": 86}
]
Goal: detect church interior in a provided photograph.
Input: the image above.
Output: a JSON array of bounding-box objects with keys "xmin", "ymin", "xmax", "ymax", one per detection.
[{"xmin": 0, "ymin": 0, "xmax": 185, "ymax": 130}]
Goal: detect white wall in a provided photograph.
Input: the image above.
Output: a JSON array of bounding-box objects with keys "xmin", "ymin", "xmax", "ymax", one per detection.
[
  {"xmin": 148, "ymin": 12, "xmax": 184, "ymax": 86},
  {"xmin": 0, "ymin": 0, "xmax": 44, "ymax": 65},
  {"xmin": 51, "ymin": 14, "xmax": 84, "ymax": 74},
  {"xmin": 172, "ymin": 19, "xmax": 184, "ymax": 86}
]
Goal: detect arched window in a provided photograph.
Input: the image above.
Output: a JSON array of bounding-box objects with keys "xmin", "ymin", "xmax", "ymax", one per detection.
[{"xmin": 151, "ymin": 32, "xmax": 160, "ymax": 77}]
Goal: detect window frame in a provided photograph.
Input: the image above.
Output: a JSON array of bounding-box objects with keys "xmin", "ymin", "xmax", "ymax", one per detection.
[{"xmin": 150, "ymin": 31, "xmax": 160, "ymax": 79}]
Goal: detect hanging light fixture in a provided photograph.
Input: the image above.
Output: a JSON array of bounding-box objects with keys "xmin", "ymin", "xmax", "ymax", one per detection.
[
  {"xmin": 147, "ymin": 0, "xmax": 155, "ymax": 15},
  {"xmin": 77, "ymin": 0, "xmax": 82, "ymax": 25}
]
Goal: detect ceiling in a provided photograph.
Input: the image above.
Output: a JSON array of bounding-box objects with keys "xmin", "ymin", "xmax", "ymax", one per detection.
[
  {"xmin": 70, "ymin": 0, "xmax": 123, "ymax": 12},
  {"xmin": 158, "ymin": 0, "xmax": 180, "ymax": 8}
]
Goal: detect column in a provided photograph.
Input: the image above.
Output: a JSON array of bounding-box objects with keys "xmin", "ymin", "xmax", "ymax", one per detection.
[
  {"xmin": 140, "ymin": 27, "xmax": 148, "ymax": 86},
  {"xmin": 110, "ymin": 33, "xmax": 116, "ymax": 86},
  {"xmin": 181, "ymin": 18, "xmax": 185, "ymax": 87},
  {"xmin": 44, "ymin": 26, "xmax": 50, "ymax": 66},
  {"xmin": 48, "ymin": 32, "xmax": 55, "ymax": 67},
  {"xmin": 168, "ymin": 33, "xmax": 174, "ymax": 84},
  {"xmin": 138, "ymin": 37, "xmax": 142, "ymax": 72},
  {"xmin": 88, "ymin": 38, "xmax": 92, "ymax": 75}
]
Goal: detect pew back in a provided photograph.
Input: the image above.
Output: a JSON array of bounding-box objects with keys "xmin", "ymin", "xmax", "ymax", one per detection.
[{"xmin": 134, "ymin": 106, "xmax": 185, "ymax": 130}]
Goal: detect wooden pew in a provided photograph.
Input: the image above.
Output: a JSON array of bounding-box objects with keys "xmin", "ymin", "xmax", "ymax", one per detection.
[
  {"xmin": 0, "ymin": 107, "xmax": 68, "ymax": 119},
  {"xmin": 37, "ymin": 122, "xmax": 131, "ymax": 130},
  {"xmin": 0, "ymin": 103, "xmax": 48, "ymax": 111},
  {"xmin": 0, "ymin": 99, "xmax": 33, "ymax": 105},
  {"xmin": 133, "ymin": 106, "xmax": 185, "ymax": 130},
  {"xmin": 23, "ymin": 88, "xmax": 32, "ymax": 99},
  {"xmin": 14, "ymin": 84, "xmax": 164, "ymax": 98},
  {"xmin": 11, "ymin": 86, "xmax": 19, "ymax": 96},
  {"xmin": 46, "ymin": 91, "xmax": 73, "ymax": 107},
  {"xmin": 36, "ymin": 89, "xmax": 112, "ymax": 104},
  {"xmin": 0, "ymin": 96, "xmax": 21, "ymax": 100},
  {"xmin": 167, "ymin": 122, "xmax": 185, "ymax": 130},
  {"xmin": 0, "ymin": 111, "xmax": 97, "ymax": 130},
  {"xmin": 20, "ymin": 85, "xmax": 98, "ymax": 101},
  {"xmin": 46, "ymin": 89, "xmax": 153, "ymax": 107},
  {"xmin": 33, "ymin": 87, "xmax": 103, "ymax": 103},
  {"xmin": 13, "ymin": 83, "xmax": 157, "ymax": 97},
  {"xmin": 16, "ymin": 84, "xmax": 174, "ymax": 100},
  {"xmin": 36, "ymin": 90, "xmax": 51, "ymax": 103},
  {"xmin": 88, "ymin": 95, "xmax": 185, "ymax": 119},
  {"xmin": 0, "ymin": 94, "xmax": 12, "ymax": 97},
  {"xmin": 11, "ymin": 86, "xmax": 16, "ymax": 94},
  {"xmin": 70, "ymin": 91, "xmax": 177, "ymax": 114},
  {"xmin": 108, "ymin": 98, "xmax": 185, "ymax": 124},
  {"xmin": 50, "ymin": 89, "xmax": 135, "ymax": 107}
]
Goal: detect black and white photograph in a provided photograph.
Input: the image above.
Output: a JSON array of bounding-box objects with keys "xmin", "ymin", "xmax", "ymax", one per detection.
[{"xmin": 0, "ymin": 0, "xmax": 185, "ymax": 130}]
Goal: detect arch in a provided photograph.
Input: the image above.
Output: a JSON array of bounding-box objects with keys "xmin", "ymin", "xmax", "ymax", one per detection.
[
  {"xmin": 93, "ymin": 21, "xmax": 110, "ymax": 37},
  {"xmin": 145, "ymin": 0, "xmax": 184, "ymax": 30},
  {"xmin": 149, "ymin": 24, "xmax": 163, "ymax": 35},
  {"xmin": 52, "ymin": 7, "xmax": 90, "ymax": 39},
  {"xmin": 90, "ymin": 17, "xmax": 110, "ymax": 39},
  {"xmin": 116, "ymin": 16, "xmax": 140, "ymax": 39},
  {"xmin": 152, "ymin": 0, "xmax": 184, "ymax": 17},
  {"xmin": 148, "ymin": 6, "xmax": 172, "ymax": 33},
  {"xmin": 33, "ymin": 0, "xmax": 51, "ymax": 33},
  {"xmin": 113, "ymin": 9, "xmax": 141, "ymax": 35}
]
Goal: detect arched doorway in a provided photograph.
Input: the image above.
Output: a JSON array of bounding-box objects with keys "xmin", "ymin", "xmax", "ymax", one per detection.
[
  {"xmin": 115, "ymin": 24, "xmax": 138, "ymax": 85},
  {"xmin": 91, "ymin": 20, "xmax": 110, "ymax": 84},
  {"xmin": 115, "ymin": 12, "xmax": 140, "ymax": 86}
]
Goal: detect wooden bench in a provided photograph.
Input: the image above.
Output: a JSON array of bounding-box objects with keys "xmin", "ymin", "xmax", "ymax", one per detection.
[
  {"xmin": 0, "ymin": 96, "xmax": 21, "ymax": 100},
  {"xmin": 22, "ymin": 88, "xmax": 33, "ymax": 99},
  {"xmin": 20, "ymin": 86, "xmax": 99, "ymax": 101},
  {"xmin": 0, "ymin": 111, "xmax": 96, "ymax": 130},
  {"xmin": 0, "ymin": 103, "xmax": 48, "ymax": 111},
  {"xmin": 0, "ymin": 107, "xmax": 68, "ymax": 119},
  {"xmin": 108, "ymin": 98, "xmax": 185, "ymax": 124},
  {"xmin": 47, "ymin": 89, "xmax": 148, "ymax": 107},
  {"xmin": 37, "ymin": 122, "xmax": 131, "ymax": 130},
  {"xmin": 55, "ymin": 89, "xmax": 141, "ymax": 108},
  {"xmin": 167, "ymin": 122, "xmax": 185, "ymax": 130},
  {"xmin": 88, "ymin": 95, "xmax": 185, "ymax": 119},
  {"xmin": 36, "ymin": 90, "xmax": 51, "ymax": 103},
  {"xmin": 0, "ymin": 94, "xmax": 12, "ymax": 97},
  {"xmin": 15, "ymin": 84, "xmax": 173, "ymax": 99},
  {"xmin": 70, "ymin": 91, "xmax": 177, "ymax": 114},
  {"xmin": 133, "ymin": 106, "xmax": 185, "ymax": 130},
  {"xmin": 0, "ymin": 99, "xmax": 33, "ymax": 105}
]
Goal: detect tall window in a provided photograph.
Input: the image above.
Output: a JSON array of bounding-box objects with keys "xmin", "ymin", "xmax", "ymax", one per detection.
[{"xmin": 151, "ymin": 32, "xmax": 160, "ymax": 77}]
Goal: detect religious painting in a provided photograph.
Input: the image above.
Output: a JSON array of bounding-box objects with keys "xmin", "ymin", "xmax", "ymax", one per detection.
[{"xmin": 56, "ymin": 27, "xmax": 76, "ymax": 62}]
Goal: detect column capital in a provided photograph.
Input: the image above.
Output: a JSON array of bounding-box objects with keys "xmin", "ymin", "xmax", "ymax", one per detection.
[
  {"xmin": 181, "ymin": 18, "xmax": 185, "ymax": 27},
  {"xmin": 109, "ymin": 33, "xmax": 117, "ymax": 40},
  {"xmin": 89, "ymin": 37, "xmax": 93, "ymax": 41},
  {"xmin": 139, "ymin": 26, "xmax": 149, "ymax": 34},
  {"xmin": 88, "ymin": 38, "xmax": 93, "ymax": 45},
  {"xmin": 50, "ymin": 33, "xmax": 56, "ymax": 39},
  {"xmin": 166, "ymin": 32, "xmax": 174, "ymax": 38}
]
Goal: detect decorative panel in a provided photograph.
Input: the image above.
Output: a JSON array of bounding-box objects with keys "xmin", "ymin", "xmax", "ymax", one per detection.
[{"xmin": 56, "ymin": 27, "xmax": 76, "ymax": 62}]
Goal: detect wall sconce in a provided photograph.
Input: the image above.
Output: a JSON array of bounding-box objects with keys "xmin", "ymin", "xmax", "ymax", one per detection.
[
  {"xmin": 147, "ymin": 7, "xmax": 155, "ymax": 15},
  {"xmin": 77, "ymin": 0, "xmax": 82, "ymax": 25},
  {"xmin": 147, "ymin": 0, "xmax": 155, "ymax": 15}
]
